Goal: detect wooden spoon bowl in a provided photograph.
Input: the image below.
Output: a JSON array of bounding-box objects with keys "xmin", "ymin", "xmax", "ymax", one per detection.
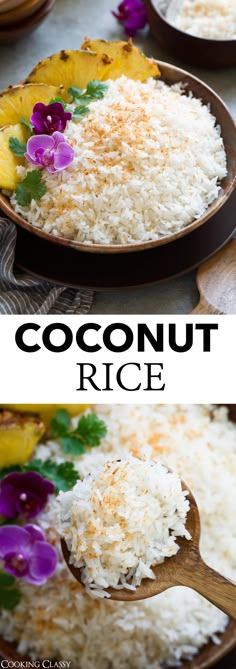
[{"xmin": 61, "ymin": 480, "xmax": 236, "ymax": 617}]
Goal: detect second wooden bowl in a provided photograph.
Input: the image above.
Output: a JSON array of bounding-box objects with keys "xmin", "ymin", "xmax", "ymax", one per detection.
[
  {"xmin": 146, "ymin": 0, "xmax": 236, "ymax": 67},
  {"xmin": 0, "ymin": 0, "xmax": 46, "ymax": 27},
  {"xmin": 0, "ymin": 0, "xmax": 56, "ymax": 44}
]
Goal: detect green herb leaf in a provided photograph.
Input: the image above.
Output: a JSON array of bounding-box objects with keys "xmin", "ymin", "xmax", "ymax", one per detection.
[
  {"xmin": 0, "ymin": 587, "xmax": 21, "ymax": 611},
  {"xmin": 61, "ymin": 435, "xmax": 86, "ymax": 456},
  {"xmin": 0, "ymin": 573, "xmax": 15, "ymax": 587},
  {"xmin": 74, "ymin": 413, "xmax": 107, "ymax": 447},
  {"xmin": 9, "ymin": 137, "xmax": 27, "ymax": 157},
  {"xmin": 51, "ymin": 409, "xmax": 71, "ymax": 437},
  {"xmin": 73, "ymin": 105, "xmax": 90, "ymax": 121},
  {"xmin": 0, "ymin": 457, "xmax": 78, "ymax": 495},
  {"xmin": 24, "ymin": 458, "xmax": 78, "ymax": 493},
  {"xmin": 86, "ymin": 80, "xmax": 108, "ymax": 99},
  {"xmin": 20, "ymin": 116, "xmax": 33, "ymax": 131},
  {"xmin": 0, "ymin": 572, "xmax": 21, "ymax": 611},
  {"xmin": 15, "ymin": 170, "xmax": 47, "ymax": 206},
  {"xmin": 68, "ymin": 86, "xmax": 83, "ymax": 100}
]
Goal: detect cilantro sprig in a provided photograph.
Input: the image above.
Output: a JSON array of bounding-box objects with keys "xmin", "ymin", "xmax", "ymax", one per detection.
[
  {"xmin": 0, "ymin": 572, "xmax": 21, "ymax": 611},
  {"xmin": 51, "ymin": 410, "xmax": 107, "ymax": 455},
  {"xmin": 68, "ymin": 80, "xmax": 108, "ymax": 122},
  {"xmin": 9, "ymin": 137, "xmax": 27, "ymax": 157},
  {"xmin": 15, "ymin": 170, "xmax": 47, "ymax": 206},
  {"xmin": 0, "ymin": 458, "xmax": 78, "ymax": 494},
  {"xmin": 20, "ymin": 116, "xmax": 33, "ymax": 131}
]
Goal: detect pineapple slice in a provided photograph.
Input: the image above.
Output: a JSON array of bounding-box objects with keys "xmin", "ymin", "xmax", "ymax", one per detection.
[
  {"xmin": 81, "ymin": 38, "xmax": 160, "ymax": 81},
  {"xmin": 26, "ymin": 41, "xmax": 159, "ymax": 90},
  {"xmin": 0, "ymin": 123, "xmax": 28, "ymax": 190},
  {"xmin": 0, "ymin": 83, "xmax": 66, "ymax": 128},
  {"xmin": 26, "ymin": 50, "xmax": 113, "ymax": 89},
  {"xmin": 4, "ymin": 404, "xmax": 91, "ymax": 427},
  {"xmin": 0, "ymin": 410, "xmax": 45, "ymax": 468}
]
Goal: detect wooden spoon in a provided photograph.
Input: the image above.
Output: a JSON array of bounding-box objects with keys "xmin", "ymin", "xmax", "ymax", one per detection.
[
  {"xmin": 191, "ymin": 239, "xmax": 236, "ymax": 314},
  {"xmin": 61, "ymin": 481, "xmax": 236, "ymax": 616}
]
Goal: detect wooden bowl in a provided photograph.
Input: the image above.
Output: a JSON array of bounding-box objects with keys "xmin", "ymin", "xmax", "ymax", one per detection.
[
  {"xmin": 0, "ymin": 0, "xmax": 46, "ymax": 27},
  {"xmin": 0, "ymin": 0, "xmax": 56, "ymax": 44},
  {"xmin": 0, "ymin": 0, "xmax": 24, "ymax": 12},
  {"xmin": 0, "ymin": 404, "xmax": 236, "ymax": 667},
  {"xmin": 0, "ymin": 620, "xmax": 235, "ymax": 669},
  {"xmin": 0, "ymin": 61, "xmax": 235, "ymax": 255},
  {"xmin": 146, "ymin": 0, "xmax": 236, "ymax": 67}
]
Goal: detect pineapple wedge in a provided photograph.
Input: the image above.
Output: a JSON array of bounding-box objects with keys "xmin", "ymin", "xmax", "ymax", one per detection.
[
  {"xmin": 0, "ymin": 410, "xmax": 45, "ymax": 468},
  {"xmin": 81, "ymin": 38, "xmax": 160, "ymax": 81},
  {"xmin": 26, "ymin": 50, "xmax": 114, "ymax": 89},
  {"xmin": 26, "ymin": 41, "xmax": 159, "ymax": 90},
  {"xmin": 0, "ymin": 83, "xmax": 66, "ymax": 129},
  {"xmin": 4, "ymin": 404, "xmax": 91, "ymax": 427},
  {"xmin": 0, "ymin": 123, "xmax": 29, "ymax": 190}
]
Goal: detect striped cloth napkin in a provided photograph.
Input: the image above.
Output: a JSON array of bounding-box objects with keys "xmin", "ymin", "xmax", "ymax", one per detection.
[{"xmin": 0, "ymin": 218, "xmax": 93, "ymax": 314}]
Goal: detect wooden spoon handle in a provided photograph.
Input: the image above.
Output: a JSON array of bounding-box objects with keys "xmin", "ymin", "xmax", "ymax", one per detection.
[
  {"xmin": 191, "ymin": 298, "xmax": 222, "ymax": 315},
  {"xmin": 179, "ymin": 557, "xmax": 236, "ymax": 619}
]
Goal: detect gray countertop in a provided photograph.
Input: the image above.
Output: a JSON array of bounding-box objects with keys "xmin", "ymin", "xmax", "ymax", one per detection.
[{"xmin": 0, "ymin": 0, "xmax": 235, "ymax": 314}]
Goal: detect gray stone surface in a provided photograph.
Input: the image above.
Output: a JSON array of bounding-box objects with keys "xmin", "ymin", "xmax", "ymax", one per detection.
[{"xmin": 0, "ymin": 0, "xmax": 235, "ymax": 313}]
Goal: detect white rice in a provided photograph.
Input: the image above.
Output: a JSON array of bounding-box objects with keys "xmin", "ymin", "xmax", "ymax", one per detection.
[
  {"xmin": 11, "ymin": 76, "xmax": 227, "ymax": 245},
  {"xmin": 59, "ymin": 457, "xmax": 190, "ymax": 597},
  {"xmin": 161, "ymin": 0, "xmax": 236, "ymax": 40},
  {"xmin": 1, "ymin": 404, "xmax": 236, "ymax": 668}
]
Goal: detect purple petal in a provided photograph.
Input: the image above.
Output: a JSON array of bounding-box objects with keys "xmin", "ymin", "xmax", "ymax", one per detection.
[
  {"xmin": 32, "ymin": 102, "xmax": 47, "ymax": 115},
  {"xmin": 51, "ymin": 131, "xmax": 66, "ymax": 148},
  {"xmin": 29, "ymin": 541, "xmax": 58, "ymax": 582},
  {"xmin": 64, "ymin": 111, "xmax": 72, "ymax": 122},
  {"xmin": 27, "ymin": 134, "xmax": 54, "ymax": 158},
  {"xmin": 46, "ymin": 102, "xmax": 66, "ymax": 116},
  {"xmin": 0, "ymin": 486, "xmax": 17, "ymax": 518},
  {"xmin": 52, "ymin": 142, "xmax": 74, "ymax": 171},
  {"xmin": 0, "ymin": 526, "xmax": 31, "ymax": 558},
  {"xmin": 25, "ymin": 152, "xmax": 40, "ymax": 165},
  {"xmin": 0, "ymin": 472, "xmax": 23, "ymax": 488},
  {"xmin": 25, "ymin": 524, "xmax": 46, "ymax": 543},
  {"xmin": 17, "ymin": 471, "xmax": 54, "ymax": 496},
  {"xmin": 31, "ymin": 112, "xmax": 46, "ymax": 134}
]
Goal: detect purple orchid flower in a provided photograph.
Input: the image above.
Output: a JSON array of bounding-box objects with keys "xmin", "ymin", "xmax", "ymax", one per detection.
[
  {"xmin": 0, "ymin": 471, "xmax": 54, "ymax": 519},
  {"xmin": 0, "ymin": 524, "xmax": 58, "ymax": 585},
  {"xmin": 31, "ymin": 102, "xmax": 72, "ymax": 135},
  {"xmin": 112, "ymin": 0, "xmax": 147, "ymax": 36},
  {"xmin": 25, "ymin": 131, "xmax": 74, "ymax": 173}
]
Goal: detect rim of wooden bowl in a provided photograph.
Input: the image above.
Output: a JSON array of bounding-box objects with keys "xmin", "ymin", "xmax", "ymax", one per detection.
[
  {"xmin": 0, "ymin": 61, "xmax": 235, "ymax": 254},
  {"xmin": 0, "ymin": 0, "xmax": 25, "ymax": 12}
]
